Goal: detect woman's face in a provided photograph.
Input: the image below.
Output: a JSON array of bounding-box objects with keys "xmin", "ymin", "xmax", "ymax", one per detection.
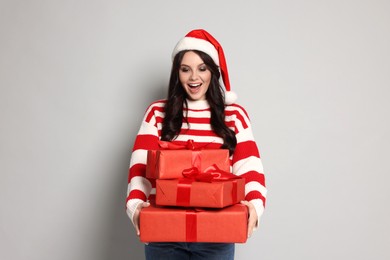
[{"xmin": 179, "ymin": 51, "xmax": 211, "ymax": 101}]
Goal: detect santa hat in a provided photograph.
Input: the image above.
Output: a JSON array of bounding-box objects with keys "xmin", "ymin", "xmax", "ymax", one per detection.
[{"xmin": 172, "ymin": 29, "xmax": 237, "ymax": 105}]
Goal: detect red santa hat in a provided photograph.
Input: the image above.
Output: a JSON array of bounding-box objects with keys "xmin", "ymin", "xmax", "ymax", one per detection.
[{"xmin": 172, "ymin": 29, "xmax": 237, "ymax": 105}]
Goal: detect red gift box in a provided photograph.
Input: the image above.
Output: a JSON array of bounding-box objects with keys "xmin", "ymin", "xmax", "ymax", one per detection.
[
  {"xmin": 146, "ymin": 149, "xmax": 230, "ymax": 179},
  {"xmin": 156, "ymin": 177, "xmax": 245, "ymax": 208},
  {"xmin": 140, "ymin": 203, "xmax": 248, "ymax": 243}
]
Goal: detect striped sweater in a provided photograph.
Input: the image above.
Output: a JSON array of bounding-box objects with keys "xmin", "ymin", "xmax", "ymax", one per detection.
[{"xmin": 126, "ymin": 99, "xmax": 267, "ymax": 226}]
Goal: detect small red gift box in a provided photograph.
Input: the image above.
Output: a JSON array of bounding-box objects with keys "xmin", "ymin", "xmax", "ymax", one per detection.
[
  {"xmin": 140, "ymin": 203, "xmax": 248, "ymax": 243},
  {"xmin": 156, "ymin": 177, "xmax": 245, "ymax": 208},
  {"xmin": 146, "ymin": 148, "xmax": 230, "ymax": 180}
]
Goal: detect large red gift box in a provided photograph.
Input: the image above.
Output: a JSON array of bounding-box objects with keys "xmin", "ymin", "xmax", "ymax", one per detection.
[
  {"xmin": 140, "ymin": 203, "xmax": 248, "ymax": 243},
  {"xmin": 156, "ymin": 178, "xmax": 245, "ymax": 208},
  {"xmin": 146, "ymin": 149, "xmax": 230, "ymax": 179}
]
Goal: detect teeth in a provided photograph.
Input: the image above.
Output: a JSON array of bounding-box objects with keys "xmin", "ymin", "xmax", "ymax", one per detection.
[{"xmin": 189, "ymin": 83, "xmax": 201, "ymax": 87}]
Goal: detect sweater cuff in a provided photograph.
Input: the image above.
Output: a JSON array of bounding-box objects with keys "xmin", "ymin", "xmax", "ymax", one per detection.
[
  {"xmin": 126, "ymin": 199, "xmax": 144, "ymax": 227},
  {"xmin": 250, "ymin": 198, "xmax": 265, "ymax": 231}
]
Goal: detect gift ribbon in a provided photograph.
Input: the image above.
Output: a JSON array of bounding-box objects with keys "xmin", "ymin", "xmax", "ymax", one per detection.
[
  {"xmin": 185, "ymin": 210, "xmax": 197, "ymax": 242},
  {"xmin": 158, "ymin": 139, "xmax": 216, "ymax": 151},
  {"xmin": 185, "ymin": 208, "xmax": 205, "ymax": 242},
  {"xmin": 176, "ymin": 164, "xmax": 241, "ymax": 207},
  {"xmin": 176, "ymin": 178, "xmax": 193, "ymax": 206},
  {"xmin": 158, "ymin": 139, "xmax": 197, "ymax": 150},
  {"xmin": 182, "ymin": 164, "xmax": 240, "ymax": 182}
]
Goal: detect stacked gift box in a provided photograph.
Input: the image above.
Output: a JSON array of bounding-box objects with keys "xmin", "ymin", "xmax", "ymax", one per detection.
[{"xmin": 139, "ymin": 141, "xmax": 249, "ymax": 243}]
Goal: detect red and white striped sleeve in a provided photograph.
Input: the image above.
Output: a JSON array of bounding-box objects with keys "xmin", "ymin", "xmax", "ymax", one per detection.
[
  {"xmin": 226, "ymin": 104, "xmax": 267, "ymax": 224},
  {"xmin": 125, "ymin": 100, "xmax": 165, "ymax": 225}
]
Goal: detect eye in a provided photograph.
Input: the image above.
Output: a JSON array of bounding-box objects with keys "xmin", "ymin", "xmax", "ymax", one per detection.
[
  {"xmin": 180, "ymin": 66, "xmax": 190, "ymax": 73},
  {"xmin": 199, "ymin": 66, "xmax": 208, "ymax": 72}
]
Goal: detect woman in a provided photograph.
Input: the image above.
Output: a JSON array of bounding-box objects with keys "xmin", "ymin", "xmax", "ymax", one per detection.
[{"xmin": 126, "ymin": 29, "xmax": 267, "ymax": 260}]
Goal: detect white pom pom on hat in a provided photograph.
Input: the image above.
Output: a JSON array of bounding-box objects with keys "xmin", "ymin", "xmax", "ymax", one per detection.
[{"xmin": 172, "ymin": 29, "xmax": 237, "ymax": 105}]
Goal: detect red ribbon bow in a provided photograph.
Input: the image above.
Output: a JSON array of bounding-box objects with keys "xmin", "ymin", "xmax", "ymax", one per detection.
[
  {"xmin": 158, "ymin": 139, "xmax": 215, "ymax": 151},
  {"xmin": 176, "ymin": 164, "xmax": 240, "ymax": 207},
  {"xmin": 182, "ymin": 164, "xmax": 239, "ymax": 183},
  {"xmin": 158, "ymin": 139, "xmax": 197, "ymax": 150}
]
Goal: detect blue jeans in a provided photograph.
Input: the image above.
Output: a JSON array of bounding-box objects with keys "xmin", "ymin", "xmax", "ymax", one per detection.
[{"xmin": 145, "ymin": 242, "xmax": 235, "ymax": 260}]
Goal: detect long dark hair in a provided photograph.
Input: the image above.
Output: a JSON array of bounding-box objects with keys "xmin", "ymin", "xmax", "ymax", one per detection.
[{"xmin": 161, "ymin": 50, "xmax": 237, "ymax": 155}]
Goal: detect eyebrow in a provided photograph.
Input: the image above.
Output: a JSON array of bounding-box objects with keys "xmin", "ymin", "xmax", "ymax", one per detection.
[{"xmin": 180, "ymin": 63, "xmax": 206, "ymax": 67}]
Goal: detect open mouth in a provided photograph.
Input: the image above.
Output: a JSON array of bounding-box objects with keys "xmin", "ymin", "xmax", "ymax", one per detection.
[{"xmin": 188, "ymin": 83, "xmax": 202, "ymax": 88}]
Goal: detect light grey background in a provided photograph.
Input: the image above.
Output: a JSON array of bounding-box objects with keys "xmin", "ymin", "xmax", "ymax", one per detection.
[{"xmin": 1, "ymin": 1, "xmax": 389, "ymax": 259}]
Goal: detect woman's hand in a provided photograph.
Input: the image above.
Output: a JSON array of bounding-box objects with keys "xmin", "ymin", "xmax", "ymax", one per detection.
[
  {"xmin": 132, "ymin": 202, "xmax": 150, "ymax": 236},
  {"xmin": 240, "ymin": 200, "xmax": 258, "ymax": 238}
]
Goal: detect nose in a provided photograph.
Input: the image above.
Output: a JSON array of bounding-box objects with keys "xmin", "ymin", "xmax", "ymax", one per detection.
[{"xmin": 190, "ymin": 71, "xmax": 198, "ymax": 81}]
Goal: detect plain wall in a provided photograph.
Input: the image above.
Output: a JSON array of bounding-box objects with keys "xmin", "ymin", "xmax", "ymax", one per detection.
[{"xmin": 1, "ymin": 0, "xmax": 389, "ymax": 259}]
